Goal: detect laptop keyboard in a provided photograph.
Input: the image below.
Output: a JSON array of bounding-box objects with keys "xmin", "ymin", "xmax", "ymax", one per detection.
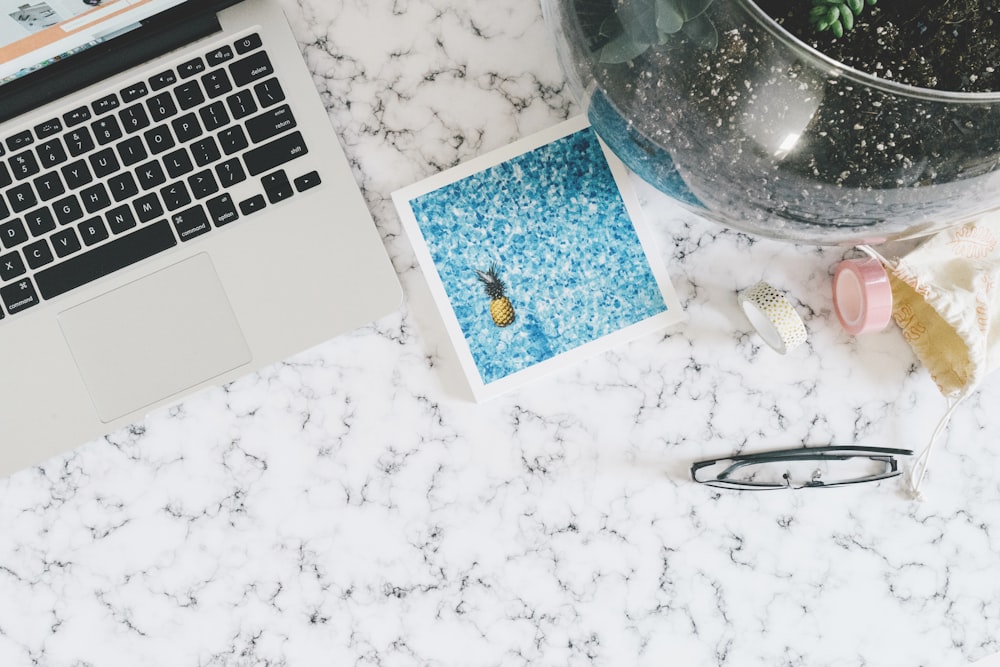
[{"xmin": 0, "ymin": 32, "xmax": 321, "ymax": 320}]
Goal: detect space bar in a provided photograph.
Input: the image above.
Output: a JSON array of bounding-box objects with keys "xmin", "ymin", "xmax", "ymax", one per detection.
[{"xmin": 36, "ymin": 221, "xmax": 178, "ymax": 300}]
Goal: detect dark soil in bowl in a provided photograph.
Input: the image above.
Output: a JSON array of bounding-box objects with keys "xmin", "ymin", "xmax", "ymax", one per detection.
[
  {"xmin": 560, "ymin": 0, "xmax": 1000, "ymax": 242},
  {"xmin": 756, "ymin": 0, "xmax": 1000, "ymax": 93}
]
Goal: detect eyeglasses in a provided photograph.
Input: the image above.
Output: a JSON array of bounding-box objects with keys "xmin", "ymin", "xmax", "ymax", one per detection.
[{"xmin": 690, "ymin": 446, "xmax": 913, "ymax": 490}]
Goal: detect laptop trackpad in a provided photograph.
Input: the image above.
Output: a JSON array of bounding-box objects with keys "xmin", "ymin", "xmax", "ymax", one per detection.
[{"xmin": 58, "ymin": 253, "xmax": 252, "ymax": 423}]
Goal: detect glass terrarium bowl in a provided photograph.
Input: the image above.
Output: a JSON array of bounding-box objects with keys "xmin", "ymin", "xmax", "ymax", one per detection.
[{"xmin": 541, "ymin": 0, "xmax": 1000, "ymax": 245}]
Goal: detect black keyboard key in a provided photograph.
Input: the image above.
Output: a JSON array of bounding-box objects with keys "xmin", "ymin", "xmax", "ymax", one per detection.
[
  {"xmin": 10, "ymin": 150, "xmax": 40, "ymax": 180},
  {"xmin": 215, "ymin": 158, "xmax": 246, "ymax": 187},
  {"xmin": 89, "ymin": 148, "xmax": 120, "ymax": 178},
  {"xmin": 78, "ymin": 217, "xmax": 109, "ymax": 246},
  {"xmin": 65, "ymin": 128, "xmax": 95, "ymax": 157},
  {"xmin": 24, "ymin": 207, "xmax": 56, "ymax": 237},
  {"xmin": 144, "ymin": 125, "xmax": 175, "ymax": 155},
  {"xmin": 34, "ymin": 118, "xmax": 62, "ymax": 139},
  {"xmin": 1, "ymin": 278, "xmax": 39, "ymax": 315},
  {"xmin": 54, "ymin": 195, "xmax": 84, "ymax": 225},
  {"xmin": 117, "ymin": 136, "xmax": 148, "ymax": 167},
  {"xmin": 207, "ymin": 45, "xmax": 234, "ymax": 67},
  {"xmin": 92, "ymin": 94, "xmax": 120, "ymax": 114},
  {"xmin": 215, "ymin": 158, "xmax": 247, "ymax": 188},
  {"xmin": 239, "ymin": 194, "xmax": 266, "ymax": 215},
  {"xmin": 246, "ymin": 105, "xmax": 296, "ymax": 143},
  {"xmin": 36, "ymin": 221, "xmax": 177, "ymax": 300},
  {"xmin": 0, "ymin": 251, "xmax": 25, "ymax": 280},
  {"xmin": 37, "ymin": 139, "xmax": 67, "ymax": 169},
  {"xmin": 150, "ymin": 70, "xmax": 177, "ymax": 91},
  {"xmin": 93, "ymin": 117, "xmax": 123, "ymax": 145},
  {"xmin": 190, "ymin": 136, "xmax": 221, "ymax": 167},
  {"xmin": 105, "ymin": 204, "xmax": 137, "ymax": 235},
  {"xmin": 51, "ymin": 228, "xmax": 81, "ymax": 258},
  {"xmin": 262, "ymin": 170, "xmax": 293, "ymax": 204},
  {"xmin": 172, "ymin": 204, "xmax": 211, "ymax": 241},
  {"xmin": 294, "ymin": 171, "xmax": 321, "ymax": 192},
  {"xmin": 121, "ymin": 82, "xmax": 149, "ymax": 103},
  {"xmin": 226, "ymin": 90, "xmax": 257, "ymax": 120},
  {"xmin": 147, "ymin": 93, "xmax": 178, "ymax": 122},
  {"xmin": 243, "ymin": 131, "xmax": 308, "ymax": 176},
  {"xmin": 33, "ymin": 172, "xmax": 65, "ymax": 201},
  {"xmin": 201, "ymin": 70, "xmax": 233, "ymax": 99},
  {"xmin": 6, "ymin": 130, "xmax": 33, "ymax": 152},
  {"xmin": 23, "ymin": 239, "xmax": 53, "ymax": 270},
  {"xmin": 108, "ymin": 172, "xmax": 139, "ymax": 202},
  {"xmin": 178, "ymin": 57, "xmax": 206, "ymax": 78},
  {"xmin": 218, "ymin": 126, "xmax": 249, "ymax": 155},
  {"xmin": 164, "ymin": 149, "xmax": 194, "ymax": 179},
  {"xmin": 207, "ymin": 193, "xmax": 238, "ymax": 226},
  {"xmin": 81, "ymin": 183, "xmax": 111, "ymax": 214},
  {"xmin": 136, "ymin": 161, "xmax": 166, "ymax": 190},
  {"xmin": 234, "ymin": 33, "xmax": 262, "ymax": 54},
  {"xmin": 0, "ymin": 219, "xmax": 28, "ymax": 248},
  {"xmin": 254, "ymin": 78, "xmax": 285, "ymax": 108},
  {"xmin": 0, "ymin": 197, "xmax": 7, "ymax": 222},
  {"xmin": 133, "ymin": 193, "xmax": 163, "ymax": 223},
  {"xmin": 0, "ymin": 163, "xmax": 11, "ymax": 189},
  {"xmin": 199, "ymin": 101, "xmax": 230, "ymax": 131},
  {"xmin": 120, "ymin": 104, "xmax": 151, "ymax": 133},
  {"xmin": 188, "ymin": 169, "xmax": 219, "ymax": 199},
  {"xmin": 64, "ymin": 106, "xmax": 91, "ymax": 127},
  {"xmin": 61, "ymin": 160, "xmax": 93, "ymax": 189},
  {"xmin": 8, "ymin": 183, "xmax": 37, "ymax": 213},
  {"xmin": 175, "ymin": 81, "xmax": 205, "ymax": 110},
  {"xmin": 171, "ymin": 113, "xmax": 203, "ymax": 143},
  {"xmin": 161, "ymin": 182, "xmax": 191, "ymax": 211},
  {"xmin": 230, "ymin": 51, "xmax": 273, "ymax": 87}
]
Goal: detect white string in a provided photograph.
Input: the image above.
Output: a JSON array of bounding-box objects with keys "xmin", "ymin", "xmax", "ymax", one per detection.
[
  {"xmin": 906, "ymin": 392, "xmax": 968, "ymax": 501},
  {"xmin": 856, "ymin": 244, "xmax": 896, "ymax": 269},
  {"xmin": 854, "ymin": 243, "xmax": 968, "ymax": 500}
]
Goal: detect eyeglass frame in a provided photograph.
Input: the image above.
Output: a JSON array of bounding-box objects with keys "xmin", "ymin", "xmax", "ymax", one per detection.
[{"xmin": 690, "ymin": 445, "xmax": 914, "ymax": 490}]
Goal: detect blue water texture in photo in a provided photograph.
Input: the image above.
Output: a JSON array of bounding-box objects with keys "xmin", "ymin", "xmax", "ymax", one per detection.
[{"xmin": 409, "ymin": 127, "xmax": 667, "ymax": 385}]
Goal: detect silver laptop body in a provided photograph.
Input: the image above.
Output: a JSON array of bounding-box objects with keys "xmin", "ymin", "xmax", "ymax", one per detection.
[{"xmin": 0, "ymin": 0, "xmax": 401, "ymax": 476}]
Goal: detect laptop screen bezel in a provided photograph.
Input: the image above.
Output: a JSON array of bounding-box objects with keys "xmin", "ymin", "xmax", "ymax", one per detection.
[{"xmin": 0, "ymin": 0, "xmax": 242, "ymax": 124}]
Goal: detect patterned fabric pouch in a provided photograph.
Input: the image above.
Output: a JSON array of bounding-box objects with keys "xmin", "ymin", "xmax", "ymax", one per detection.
[{"xmin": 864, "ymin": 212, "xmax": 1000, "ymax": 497}]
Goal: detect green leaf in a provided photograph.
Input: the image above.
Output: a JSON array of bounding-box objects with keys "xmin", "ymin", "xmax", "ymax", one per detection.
[
  {"xmin": 682, "ymin": 13, "xmax": 718, "ymax": 49},
  {"xmin": 831, "ymin": 19, "xmax": 844, "ymax": 37},
  {"xmin": 598, "ymin": 32, "xmax": 652, "ymax": 63},
  {"xmin": 615, "ymin": 0, "xmax": 659, "ymax": 46},
  {"xmin": 677, "ymin": 0, "xmax": 714, "ymax": 21},
  {"xmin": 598, "ymin": 13, "xmax": 625, "ymax": 40},
  {"xmin": 838, "ymin": 4, "xmax": 854, "ymax": 30},
  {"xmin": 656, "ymin": 0, "xmax": 684, "ymax": 34},
  {"xmin": 846, "ymin": 0, "xmax": 863, "ymax": 14}
]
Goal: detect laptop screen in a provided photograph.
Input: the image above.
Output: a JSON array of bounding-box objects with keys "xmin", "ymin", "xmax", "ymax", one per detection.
[{"xmin": 0, "ymin": 0, "xmax": 190, "ymax": 85}]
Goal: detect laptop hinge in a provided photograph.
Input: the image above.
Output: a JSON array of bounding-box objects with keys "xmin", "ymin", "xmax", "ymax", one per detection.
[{"xmin": 0, "ymin": 8, "xmax": 223, "ymax": 124}]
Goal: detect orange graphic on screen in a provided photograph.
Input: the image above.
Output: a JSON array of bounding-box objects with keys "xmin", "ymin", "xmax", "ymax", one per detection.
[{"xmin": 0, "ymin": 0, "xmax": 157, "ymax": 64}]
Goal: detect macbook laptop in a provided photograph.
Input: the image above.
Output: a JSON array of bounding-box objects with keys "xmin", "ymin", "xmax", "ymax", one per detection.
[{"xmin": 0, "ymin": 0, "xmax": 402, "ymax": 476}]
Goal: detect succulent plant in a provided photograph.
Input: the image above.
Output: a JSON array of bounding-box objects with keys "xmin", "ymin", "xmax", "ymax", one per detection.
[
  {"xmin": 810, "ymin": 0, "xmax": 877, "ymax": 38},
  {"xmin": 597, "ymin": 0, "xmax": 717, "ymax": 63}
]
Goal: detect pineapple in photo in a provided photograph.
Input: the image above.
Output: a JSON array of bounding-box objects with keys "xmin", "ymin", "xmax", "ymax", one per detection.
[{"xmin": 475, "ymin": 264, "xmax": 515, "ymax": 327}]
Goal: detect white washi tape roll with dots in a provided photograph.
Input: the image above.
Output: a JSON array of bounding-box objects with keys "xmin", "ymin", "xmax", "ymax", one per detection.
[{"xmin": 739, "ymin": 281, "xmax": 808, "ymax": 354}]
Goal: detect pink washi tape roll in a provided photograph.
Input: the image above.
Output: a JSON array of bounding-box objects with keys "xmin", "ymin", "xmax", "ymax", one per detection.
[{"xmin": 832, "ymin": 257, "xmax": 893, "ymax": 335}]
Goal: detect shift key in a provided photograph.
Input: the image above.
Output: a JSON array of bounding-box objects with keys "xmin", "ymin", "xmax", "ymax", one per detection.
[{"xmin": 243, "ymin": 131, "xmax": 308, "ymax": 176}]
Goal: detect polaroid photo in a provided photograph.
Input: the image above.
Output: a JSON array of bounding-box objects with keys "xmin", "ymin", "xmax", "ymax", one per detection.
[{"xmin": 393, "ymin": 115, "xmax": 684, "ymax": 401}]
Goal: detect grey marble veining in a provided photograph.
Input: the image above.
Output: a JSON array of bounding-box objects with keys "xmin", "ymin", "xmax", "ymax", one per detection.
[{"xmin": 2, "ymin": 0, "xmax": 1000, "ymax": 666}]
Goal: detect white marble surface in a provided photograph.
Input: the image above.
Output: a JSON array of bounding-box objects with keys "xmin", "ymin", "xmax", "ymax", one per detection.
[{"xmin": 2, "ymin": 0, "xmax": 1000, "ymax": 665}]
